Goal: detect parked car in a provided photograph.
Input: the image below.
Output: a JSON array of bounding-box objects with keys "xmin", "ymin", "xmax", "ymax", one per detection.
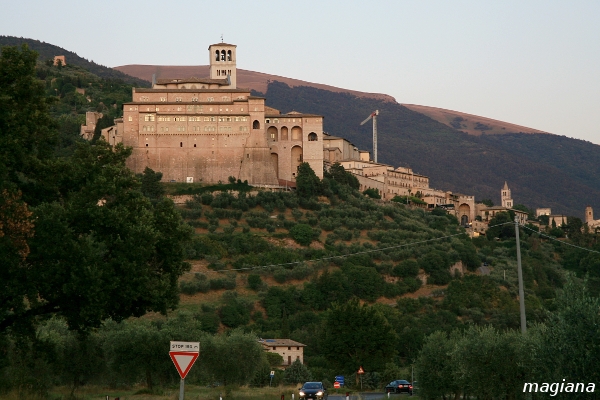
[
  {"xmin": 385, "ymin": 380, "xmax": 413, "ymax": 395},
  {"xmin": 299, "ymin": 382, "xmax": 328, "ymax": 400}
]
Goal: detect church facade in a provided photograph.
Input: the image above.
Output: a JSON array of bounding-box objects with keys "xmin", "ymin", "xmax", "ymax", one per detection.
[{"xmin": 119, "ymin": 42, "xmax": 324, "ymax": 186}]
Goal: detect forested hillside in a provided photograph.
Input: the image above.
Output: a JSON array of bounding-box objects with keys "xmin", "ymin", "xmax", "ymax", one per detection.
[
  {"xmin": 258, "ymin": 82, "xmax": 600, "ymax": 217},
  {"xmin": 0, "ymin": 36, "xmax": 149, "ymax": 86}
]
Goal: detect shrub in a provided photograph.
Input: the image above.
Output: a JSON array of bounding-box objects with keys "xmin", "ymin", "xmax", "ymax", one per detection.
[
  {"xmin": 363, "ymin": 188, "xmax": 381, "ymax": 199},
  {"xmin": 393, "ymin": 259, "xmax": 420, "ymax": 278},
  {"xmin": 248, "ymin": 274, "xmax": 263, "ymax": 291},
  {"xmin": 290, "ymin": 223, "xmax": 317, "ymax": 246}
]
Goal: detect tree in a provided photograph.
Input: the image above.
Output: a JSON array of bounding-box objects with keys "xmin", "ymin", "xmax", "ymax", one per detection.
[
  {"xmin": 284, "ymin": 359, "xmax": 312, "ymax": 384},
  {"xmin": 296, "ymin": 162, "xmax": 321, "ymax": 198},
  {"xmin": 324, "ymin": 162, "xmax": 359, "ymax": 190},
  {"xmin": 140, "ymin": 167, "xmax": 165, "ymax": 200},
  {"xmin": 532, "ymin": 277, "xmax": 600, "ymax": 387},
  {"xmin": 0, "ymin": 45, "xmax": 194, "ymax": 334},
  {"xmin": 363, "ymin": 188, "xmax": 381, "ymax": 199},
  {"xmin": 91, "ymin": 114, "xmax": 113, "ymax": 142},
  {"xmin": 486, "ymin": 211, "xmax": 514, "ymax": 240},
  {"xmin": 415, "ymin": 331, "xmax": 461, "ymax": 400},
  {"xmin": 290, "ymin": 223, "xmax": 317, "ymax": 246},
  {"xmin": 321, "ymin": 299, "xmax": 398, "ymax": 373}
]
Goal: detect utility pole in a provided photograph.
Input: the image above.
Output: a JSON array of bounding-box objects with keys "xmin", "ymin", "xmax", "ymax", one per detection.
[
  {"xmin": 360, "ymin": 110, "xmax": 379, "ymax": 163},
  {"xmin": 515, "ymin": 216, "xmax": 527, "ymax": 333}
]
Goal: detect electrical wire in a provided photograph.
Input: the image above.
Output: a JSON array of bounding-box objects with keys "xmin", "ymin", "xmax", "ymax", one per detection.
[
  {"xmin": 197, "ymin": 221, "xmax": 516, "ymax": 273},
  {"xmin": 520, "ymin": 224, "xmax": 600, "ymax": 255}
]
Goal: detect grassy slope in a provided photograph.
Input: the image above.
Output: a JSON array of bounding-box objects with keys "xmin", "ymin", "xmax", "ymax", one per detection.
[
  {"xmin": 259, "ymin": 82, "xmax": 600, "ymax": 216},
  {"xmin": 173, "ymin": 185, "xmax": 567, "ymax": 367}
]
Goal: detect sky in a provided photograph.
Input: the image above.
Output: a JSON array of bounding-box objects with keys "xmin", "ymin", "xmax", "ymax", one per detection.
[{"xmin": 2, "ymin": 0, "xmax": 600, "ymax": 145}]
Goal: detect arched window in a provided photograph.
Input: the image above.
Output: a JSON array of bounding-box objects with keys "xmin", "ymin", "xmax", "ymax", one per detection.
[
  {"xmin": 308, "ymin": 132, "xmax": 318, "ymax": 141},
  {"xmin": 268, "ymin": 126, "xmax": 278, "ymax": 141},
  {"xmin": 253, "ymin": 120, "xmax": 260, "ymax": 129},
  {"xmin": 280, "ymin": 126, "xmax": 288, "ymax": 140},
  {"xmin": 227, "ymin": 50, "xmax": 232, "ymax": 61},
  {"xmin": 221, "ymin": 50, "xmax": 226, "ymax": 61},
  {"xmin": 215, "ymin": 50, "xmax": 220, "ymax": 61}
]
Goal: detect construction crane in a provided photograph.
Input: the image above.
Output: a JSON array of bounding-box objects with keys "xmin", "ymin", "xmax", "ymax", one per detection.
[{"xmin": 360, "ymin": 110, "xmax": 379, "ymax": 163}]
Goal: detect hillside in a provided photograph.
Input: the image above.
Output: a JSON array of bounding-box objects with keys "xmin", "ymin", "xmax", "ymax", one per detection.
[
  {"xmin": 258, "ymin": 82, "xmax": 600, "ymax": 217},
  {"xmin": 114, "ymin": 64, "xmax": 599, "ymax": 217},
  {"xmin": 114, "ymin": 64, "xmax": 394, "ymax": 102},
  {"xmin": 402, "ymin": 104, "xmax": 549, "ymax": 136},
  {"xmin": 0, "ymin": 36, "xmax": 149, "ymax": 86}
]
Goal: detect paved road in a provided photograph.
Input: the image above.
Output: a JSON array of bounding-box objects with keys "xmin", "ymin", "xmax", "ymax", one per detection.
[{"xmin": 329, "ymin": 393, "xmax": 410, "ymax": 400}]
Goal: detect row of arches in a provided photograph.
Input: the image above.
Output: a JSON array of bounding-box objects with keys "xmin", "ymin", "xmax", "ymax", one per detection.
[
  {"xmin": 215, "ymin": 50, "xmax": 232, "ymax": 62},
  {"xmin": 266, "ymin": 126, "xmax": 317, "ymax": 142}
]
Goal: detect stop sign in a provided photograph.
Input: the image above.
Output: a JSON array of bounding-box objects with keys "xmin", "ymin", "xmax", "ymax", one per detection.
[{"xmin": 334, "ymin": 382, "xmax": 340, "ymax": 389}]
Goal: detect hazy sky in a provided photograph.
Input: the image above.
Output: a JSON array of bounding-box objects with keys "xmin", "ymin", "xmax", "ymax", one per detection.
[{"xmin": 2, "ymin": 0, "xmax": 599, "ymax": 144}]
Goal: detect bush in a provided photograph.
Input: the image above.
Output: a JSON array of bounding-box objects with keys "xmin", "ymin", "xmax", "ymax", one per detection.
[
  {"xmin": 248, "ymin": 274, "xmax": 263, "ymax": 291},
  {"xmin": 363, "ymin": 188, "xmax": 381, "ymax": 199},
  {"xmin": 284, "ymin": 359, "xmax": 312, "ymax": 384},
  {"xmin": 393, "ymin": 259, "xmax": 420, "ymax": 278},
  {"xmin": 290, "ymin": 223, "xmax": 317, "ymax": 246}
]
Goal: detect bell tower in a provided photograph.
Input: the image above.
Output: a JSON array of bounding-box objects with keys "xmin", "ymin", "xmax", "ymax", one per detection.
[
  {"xmin": 585, "ymin": 206, "xmax": 594, "ymax": 224},
  {"xmin": 501, "ymin": 181, "xmax": 513, "ymax": 208},
  {"xmin": 209, "ymin": 42, "xmax": 237, "ymax": 89}
]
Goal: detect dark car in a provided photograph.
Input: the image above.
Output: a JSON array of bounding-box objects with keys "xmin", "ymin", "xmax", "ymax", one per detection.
[
  {"xmin": 385, "ymin": 380, "xmax": 413, "ymax": 395},
  {"xmin": 299, "ymin": 382, "xmax": 328, "ymax": 400}
]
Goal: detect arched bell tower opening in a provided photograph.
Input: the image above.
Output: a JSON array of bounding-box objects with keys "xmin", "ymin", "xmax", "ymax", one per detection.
[{"xmin": 208, "ymin": 42, "xmax": 237, "ymax": 89}]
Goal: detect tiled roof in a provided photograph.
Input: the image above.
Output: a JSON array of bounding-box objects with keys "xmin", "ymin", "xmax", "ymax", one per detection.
[{"xmin": 259, "ymin": 339, "xmax": 306, "ymax": 347}]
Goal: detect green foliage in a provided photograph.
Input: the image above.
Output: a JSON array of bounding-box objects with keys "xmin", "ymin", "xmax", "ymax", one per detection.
[
  {"xmin": 324, "ymin": 163, "xmax": 359, "ymax": 190},
  {"xmin": 363, "ymin": 188, "xmax": 381, "ymax": 199},
  {"xmin": 284, "ymin": 359, "xmax": 312, "ymax": 384},
  {"xmin": 289, "ymin": 223, "xmax": 318, "ymax": 246},
  {"xmin": 486, "ymin": 211, "xmax": 515, "ymax": 240},
  {"xmin": 248, "ymin": 274, "xmax": 264, "ymax": 291},
  {"xmin": 296, "ymin": 162, "xmax": 322, "ymax": 199},
  {"xmin": 321, "ymin": 299, "xmax": 398, "ymax": 373},
  {"xmin": 140, "ymin": 167, "xmax": 165, "ymax": 199},
  {"xmin": 392, "ymin": 259, "xmax": 419, "ymax": 278},
  {"xmin": 266, "ymin": 351, "xmax": 284, "ymax": 367},
  {"xmin": 219, "ymin": 292, "xmax": 252, "ymax": 328},
  {"xmin": 391, "ymin": 195, "xmax": 426, "ymax": 205}
]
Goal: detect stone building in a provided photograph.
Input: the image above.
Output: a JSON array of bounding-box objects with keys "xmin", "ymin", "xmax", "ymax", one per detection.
[
  {"xmin": 337, "ymin": 159, "xmax": 475, "ymax": 224},
  {"xmin": 53, "ymin": 55, "xmax": 66, "ymax": 66},
  {"xmin": 536, "ymin": 208, "xmax": 552, "ymax": 217},
  {"xmin": 119, "ymin": 42, "xmax": 323, "ymax": 186},
  {"xmin": 80, "ymin": 111, "xmax": 102, "ymax": 140},
  {"xmin": 585, "ymin": 206, "xmax": 600, "ymax": 231},
  {"xmin": 475, "ymin": 182, "xmax": 528, "ymax": 229},
  {"xmin": 259, "ymin": 339, "xmax": 306, "ymax": 367}
]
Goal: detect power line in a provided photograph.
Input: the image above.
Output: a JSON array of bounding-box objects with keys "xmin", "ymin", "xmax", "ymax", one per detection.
[
  {"xmin": 204, "ymin": 221, "xmax": 515, "ymax": 273},
  {"xmin": 520, "ymin": 224, "xmax": 600, "ymax": 255}
]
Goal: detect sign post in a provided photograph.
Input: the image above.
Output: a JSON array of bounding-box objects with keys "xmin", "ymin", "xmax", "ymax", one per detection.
[
  {"xmin": 170, "ymin": 341, "xmax": 200, "ymax": 400},
  {"xmin": 270, "ymin": 370, "xmax": 275, "ymax": 387},
  {"xmin": 357, "ymin": 366, "xmax": 364, "ymax": 391}
]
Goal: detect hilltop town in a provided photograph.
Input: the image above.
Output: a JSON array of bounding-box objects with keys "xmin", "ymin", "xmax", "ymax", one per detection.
[{"xmin": 79, "ymin": 42, "xmax": 599, "ymax": 235}]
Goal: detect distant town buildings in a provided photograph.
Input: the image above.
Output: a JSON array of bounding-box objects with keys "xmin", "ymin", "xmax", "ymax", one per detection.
[{"xmin": 536, "ymin": 208, "xmax": 552, "ymax": 217}]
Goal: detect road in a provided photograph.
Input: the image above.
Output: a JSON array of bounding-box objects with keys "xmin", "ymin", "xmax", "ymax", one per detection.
[{"xmin": 329, "ymin": 393, "xmax": 410, "ymax": 400}]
